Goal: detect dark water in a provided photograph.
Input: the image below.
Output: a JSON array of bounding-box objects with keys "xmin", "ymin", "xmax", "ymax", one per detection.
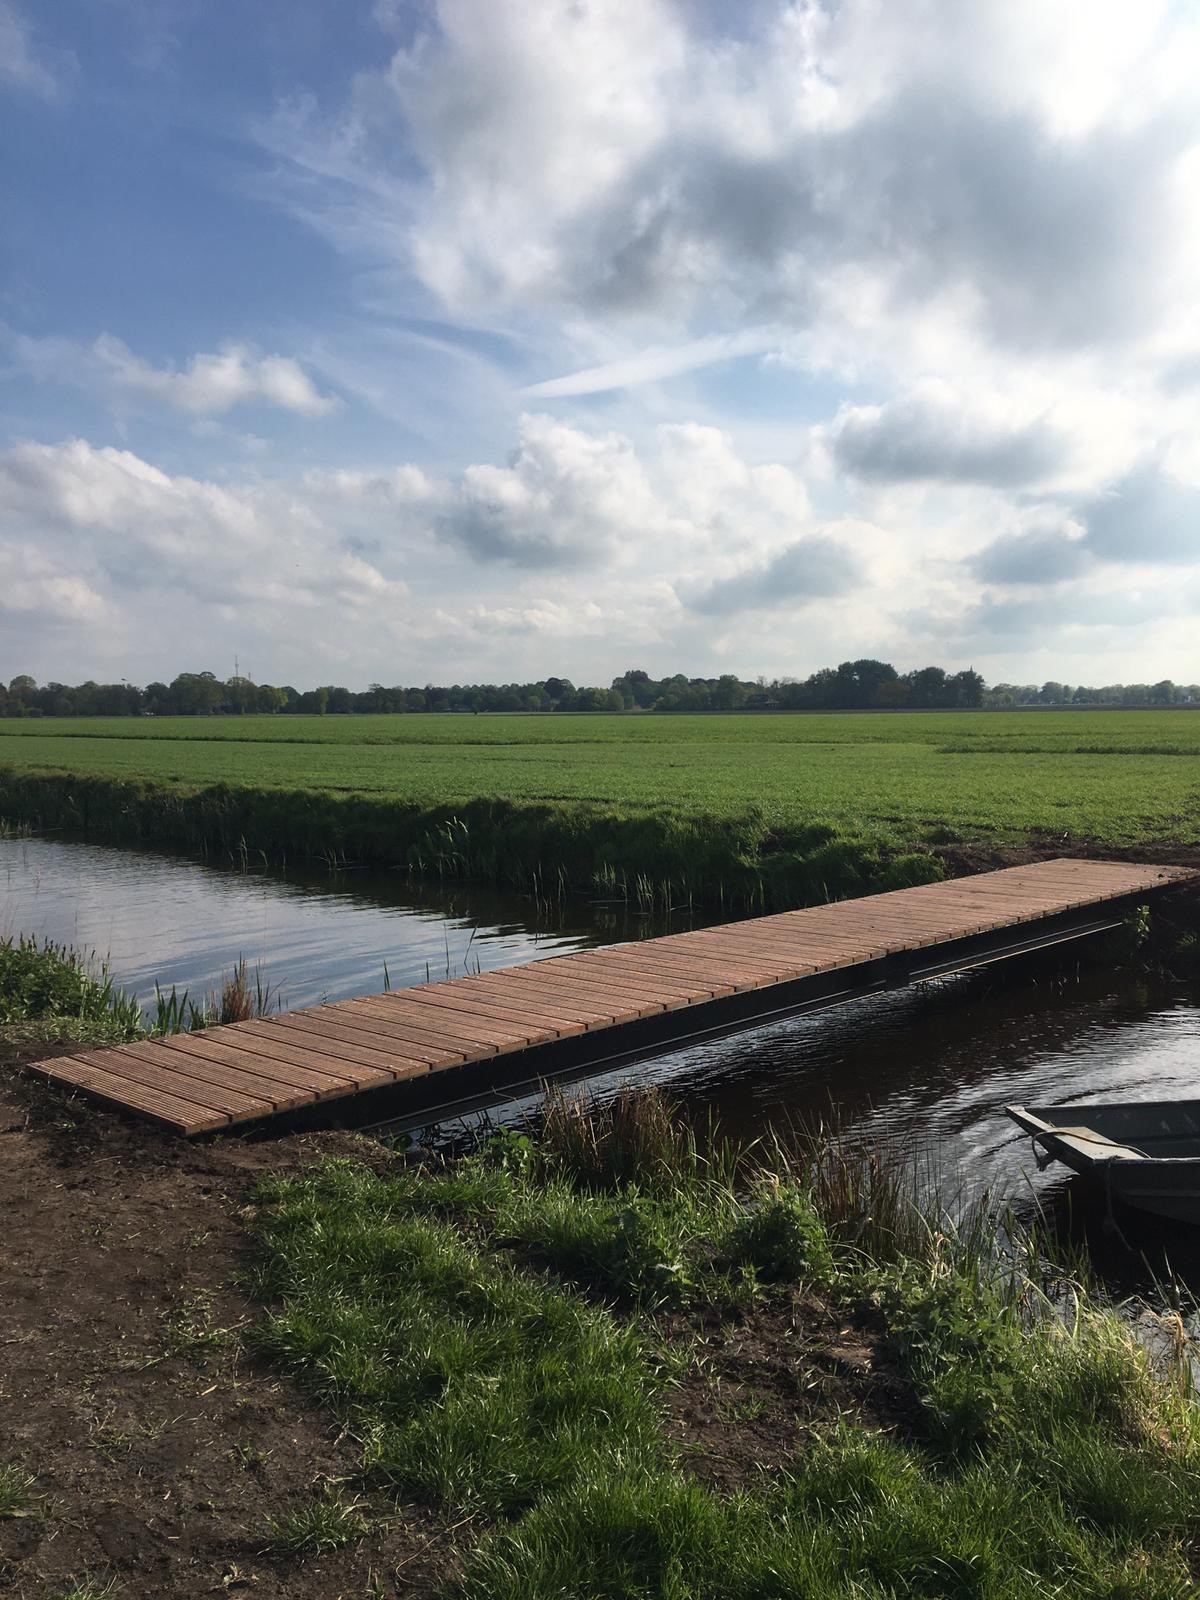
[{"xmin": 4, "ymin": 832, "xmax": 1200, "ymax": 1283}]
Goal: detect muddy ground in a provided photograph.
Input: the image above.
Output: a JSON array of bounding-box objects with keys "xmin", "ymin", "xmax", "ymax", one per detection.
[{"xmin": 0, "ymin": 1043, "xmax": 462, "ymax": 1600}]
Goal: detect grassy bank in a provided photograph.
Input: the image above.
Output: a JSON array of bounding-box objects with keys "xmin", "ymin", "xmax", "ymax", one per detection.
[
  {"xmin": 0, "ymin": 768, "xmax": 945, "ymax": 910},
  {"xmin": 0, "ymin": 933, "xmax": 275, "ymax": 1043},
  {"xmin": 4, "ymin": 707, "xmax": 1199, "ymax": 907},
  {"xmin": 243, "ymin": 1090, "xmax": 1200, "ymax": 1598}
]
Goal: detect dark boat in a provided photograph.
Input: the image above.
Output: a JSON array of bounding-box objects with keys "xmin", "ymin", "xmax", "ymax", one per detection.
[{"xmin": 1006, "ymin": 1102, "xmax": 1200, "ymax": 1224}]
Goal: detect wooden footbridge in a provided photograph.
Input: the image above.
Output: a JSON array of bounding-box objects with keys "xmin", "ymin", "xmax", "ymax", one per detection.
[{"xmin": 27, "ymin": 859, "xmax": 1196, "ymax": 1135}]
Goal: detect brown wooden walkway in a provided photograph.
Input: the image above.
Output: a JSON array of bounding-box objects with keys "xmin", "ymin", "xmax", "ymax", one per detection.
[{"xmin": 26, "ymin": 858, "xmax": 1196, "ymax": 1135}]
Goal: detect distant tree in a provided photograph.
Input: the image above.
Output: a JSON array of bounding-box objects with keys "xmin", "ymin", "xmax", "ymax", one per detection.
[
  {"xmin": 169, "ymin": 671, "xmax": 223, "ymax": 715},
  {"xmin": 256, "ymin": 684, "xmax": 289, "ymax": 713},
  {"xmin": 832, "ymin": 659, "xmax": 899, "ymax": 708},
  {"xmin": 905, "ymin": 666, "xmax": 948, "ymax": 707},
  {"xmin": 946, "ymin": 669, "xmax": 985, "ymax": 708}
]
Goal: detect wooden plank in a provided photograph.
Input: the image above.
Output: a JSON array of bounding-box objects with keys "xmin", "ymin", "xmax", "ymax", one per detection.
[
  {"xmin": 221, "ymin": 1017, "xmax": 436, "ymax": 1077},
  {"xmin": 534, "ymin": 960, "xmax": 713, "ymax": 998},
  {"xmin": 370, "ymin": 990, "xmax": 559, "ymax": 1048},
  {"xmin": 151, "ymin": 1031, "xmax": 396, "ymax": 1097},
  {"xmin": 25, "ymin": 1054, "xmax": 227, "ymax": 1134},
  {"xmin": 400, "ymin": 984, "xmax": 588, "ymax": 1037},
  {"xmin": 432, "ymin": 975, "xmax": 624, "ymax": 1029},
  {"xmin": 248, "ymin": 1010, "xmax": 474, "ymax": 1067},
  {"xmin": 575, "ymin": 949, "xmax": 749, "ymax": 994},
  {"xmin": 491, "ymin": 965, "xmax": 682, "ymax": 1014},
  {"xmin": 336, "ymin": 997, "xmax": 532, "ymax": 1051},
  {"xmin": 108, "ymin": 1038, "xmax": 318, "ymax": 1113},
  {"xmin": 469, "ymin": 967, "xmax": 658, "ymax": 1022},
  {"xmin": 517, "ymin": 954, "xmax": 708, "ymax": 1000},
  {"xmin": 489, "ymin": 960, "xmax": 707, "ymax": 1008},
  {"xmin": 66, "ymin": 1047, "xmax": 271, "ymax": 1119}
]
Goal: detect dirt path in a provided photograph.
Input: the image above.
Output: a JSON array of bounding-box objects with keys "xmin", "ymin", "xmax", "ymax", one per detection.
[{"xmin": 0, "ymin": 1047, "xmax": 453, "ymax": 1600}]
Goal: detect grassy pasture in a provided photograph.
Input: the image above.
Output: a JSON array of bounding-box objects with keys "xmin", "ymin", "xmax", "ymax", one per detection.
[{"xmin": 1, "ymin": 709, "xmax": 1198, "ymax": 850}]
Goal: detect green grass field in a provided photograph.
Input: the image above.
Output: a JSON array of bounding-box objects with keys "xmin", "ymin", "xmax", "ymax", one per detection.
[{"xmin": 1, "ymin": 710, "xmax": 1198, "ymax": 849}]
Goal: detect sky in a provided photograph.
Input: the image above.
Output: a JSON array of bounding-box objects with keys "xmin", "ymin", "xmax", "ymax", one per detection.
[{"xmin": 2, "ymin": 0, "xmax": 1199, "ymax": 691}]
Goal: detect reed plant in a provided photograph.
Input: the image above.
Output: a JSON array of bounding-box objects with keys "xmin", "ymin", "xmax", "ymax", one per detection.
[
  {"xmin": 149, "ymin": 959, "xmax": 277, "ymax": 1034},
  {"xmin": 0, "ymin": 768, "xmax": 947, "ymax": 912}
]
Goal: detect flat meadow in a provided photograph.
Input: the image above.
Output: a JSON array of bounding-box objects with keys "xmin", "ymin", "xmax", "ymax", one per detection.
[{"xmin": 1, "ymin": 708, "xmax": 1197, "ymax": 849}]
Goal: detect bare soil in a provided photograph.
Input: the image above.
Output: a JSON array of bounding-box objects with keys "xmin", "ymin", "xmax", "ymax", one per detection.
[
  {"xmin": 0, "ymin": 1041, "xmax": 456, "ymax": 1600},
  {"xmin": 659, "ymin": 1294, "xmax": 920, "ymax": 1493}
]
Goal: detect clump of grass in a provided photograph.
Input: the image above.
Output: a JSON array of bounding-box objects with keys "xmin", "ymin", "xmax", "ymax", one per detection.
[
  {"xmin": 249, "ymin": 1160, "xmax": 661, "ymax": 1517},
  {"xmin": 0, "ymin": 1463, "xmax": 37, "ymax": 1518},
  {"xmin": 720, "ymin": 1178, "xmax": 835, "ymax": 1285},
  {"xmin": 0, "ymin": 934, "xmax": 142, "ymax": 1040},
  {"xmin": 150, "ymin": 958, "xmax": 277, "ymax": 1035},
  {"xmin": 47, "ymin": 1580, "xmax": 118, "ymax": 1600},
  {"xmin": 802, "ymin": 1124, "xmax": 933, "ymax": 1264},
  {"xmin": 262, "ymin": 1483, "xmax": 368, "ymax": 1557},
  {"xmin": 538, "ymin": 1084, "xmax": 705, "ymax": 1189},
  {"xmin": 0, "ymin": 815, "xmax": 32, "ymax": 838}
]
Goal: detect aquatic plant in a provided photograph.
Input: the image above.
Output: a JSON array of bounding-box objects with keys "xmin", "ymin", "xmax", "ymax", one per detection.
[{"xmin": 0, "ymin": 935, "xmax": 142, "ymax": 1039}]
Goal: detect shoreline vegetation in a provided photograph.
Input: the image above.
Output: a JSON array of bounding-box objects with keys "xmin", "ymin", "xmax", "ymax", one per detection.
[
  {"xmin": 0, "ymin": 769, "xmax": 949, "ymax": 911},
  {"xmin": 0, "ymin": 934, "xmax": 276, "ymax": 1044},
  {"xmin": 4, "ymin": 708, "xmax": 1200, "ymax": 910}
]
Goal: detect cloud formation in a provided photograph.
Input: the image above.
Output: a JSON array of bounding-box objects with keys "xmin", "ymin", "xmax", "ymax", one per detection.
[
  {"xmin": 830, "ymin": 388, "xmax": 1066, "ymax": 489},
  {"xmin": 1080, "ymin": 466, "xmax": 1200, "ymax": 565},
  {"xmin": 689, "ymin": 535, "xmax": 862, "ymax": 616},
  {"xmin": 268, "ymin": 0, "xmax": 1200, "ymax": 370},
  {"xmin": 14, "ymin": 333, "xmax": 338, "ymax": 417}
]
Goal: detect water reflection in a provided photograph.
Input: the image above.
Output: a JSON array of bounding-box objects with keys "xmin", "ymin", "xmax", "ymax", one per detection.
[{"xmin": 0, "ymin": 833, "xmax": 701, "ymax": 1012}]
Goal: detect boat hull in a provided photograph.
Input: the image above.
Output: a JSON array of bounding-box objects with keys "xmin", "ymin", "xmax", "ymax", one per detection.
[{"xmin": 1006, "ymin": 1102, "xmax": 1200, "ymax": 1226}]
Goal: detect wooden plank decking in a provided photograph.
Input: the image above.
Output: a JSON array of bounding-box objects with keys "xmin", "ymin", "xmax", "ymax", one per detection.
[{"xmin": 25, "ymin": 858, "xmax": 1196, "ymax": 1135}]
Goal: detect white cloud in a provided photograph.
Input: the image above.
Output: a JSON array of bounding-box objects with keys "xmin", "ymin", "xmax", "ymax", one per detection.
[
  {"xmin": 519, "ymin": 330, "xmax": 776, "ymax": 398},
  {"xmin": 2, "ymin": 410, "xmax": 1197, "ymax": 687},
  {"xmin": 0, "ymin": 1, "xmax": 66, "ymax": 100},
  {"xmin": 263, "ymin": 0, "xmax": 1200, "ymax": 367},
  {"xmin": 828, "ymin": 385, "xmax": 1067, "ymax": 489},
  {"xmin": 13, "ymin": 332, "xmax": 338, "ymax": 417}
]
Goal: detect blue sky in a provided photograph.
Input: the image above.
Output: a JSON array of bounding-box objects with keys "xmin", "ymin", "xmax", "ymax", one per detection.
[{"xmin": 3, "ymin": 0, "xmax": 1199, "ymax": 689}]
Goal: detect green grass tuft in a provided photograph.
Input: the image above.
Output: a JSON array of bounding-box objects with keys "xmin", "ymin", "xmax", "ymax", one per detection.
[
  {"xmin": 0, "ymin": 1463, "xmax": 37, "ymax": 1519},
  {"xmin": 262, "ymin": 1483, "xmax": 369, "ymax": 1557},
  {"xmin": 0, "ymin": 934, "xmax": 142, "ymax": 1038}
]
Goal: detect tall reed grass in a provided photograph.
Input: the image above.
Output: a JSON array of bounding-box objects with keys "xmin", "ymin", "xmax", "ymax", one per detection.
[{"xmin": 0, "ymin": 769, "xmax": 946, "ymax": 912}]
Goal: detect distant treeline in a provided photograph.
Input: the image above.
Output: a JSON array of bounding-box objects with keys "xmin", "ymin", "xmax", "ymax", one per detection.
[{"xmin": 0, "ymin": 662, "xmax": 1195, "ymax": 718}]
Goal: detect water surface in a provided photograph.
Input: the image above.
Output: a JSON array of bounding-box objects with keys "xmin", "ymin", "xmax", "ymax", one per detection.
[{"xmin": 5, "ymin": 832, "xmax": 1199, "ymax": 1282}]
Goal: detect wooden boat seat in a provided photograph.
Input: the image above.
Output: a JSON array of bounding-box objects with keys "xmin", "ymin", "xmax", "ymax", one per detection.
[{"xmin": 1041, "ymin": 1125, "xmax": 1149, "ymax": 1163}]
